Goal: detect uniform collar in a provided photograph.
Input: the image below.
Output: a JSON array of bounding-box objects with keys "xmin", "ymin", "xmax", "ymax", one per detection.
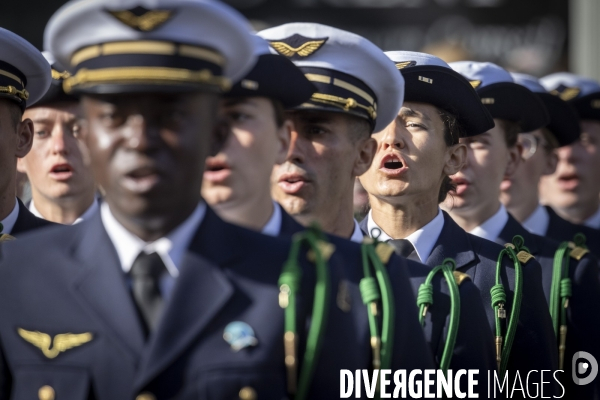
[
  {"xmin": 30, "ymin": 197, "xmax": 100, "ymax": 225},
  {"xmin": 350, "ymin": 219, "xmax": 364, "ymax": 243},
  {"xmin": 100, "ymin": 201, "xmax": 206, "ymax": 278},
  {"xmin": 584, "ymin": 206, "xmax": 600, "ymax": 230},
  {"xmin": 1, "ymin": 199, "xmax": 20, "ymax": 235},
  {"xmin": 367, "ymin": 208, "xmax": 445, "ymax": 263},
  {"xmin": 468, "ymin": 203, "xmax": 509, "ymax": 242},
  {"xmin": 261, "ymin": 201, "xmax": 282, "ymax": 237},
  {"xmin": 521, "ymin": 204, "xmax": 550, "ymax": 236}
]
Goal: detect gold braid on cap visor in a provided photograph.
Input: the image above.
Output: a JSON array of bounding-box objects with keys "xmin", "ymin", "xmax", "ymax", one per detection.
[{"xmin": 62, "ymin": 67, "xmax": 231, "ymax": 93}]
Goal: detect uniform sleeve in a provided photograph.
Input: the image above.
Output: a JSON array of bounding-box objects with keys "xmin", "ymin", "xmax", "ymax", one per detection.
[{"xmin": 0, "ymin": 335, "xmax": 11, "ymax": 399}]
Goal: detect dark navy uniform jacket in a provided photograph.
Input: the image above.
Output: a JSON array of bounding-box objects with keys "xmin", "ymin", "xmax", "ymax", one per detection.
[
  {"xmin": 279, "ymin": 206, "xmax": 437, "ymax": 374},
  {"xmin": 10, "ymin": 199, "xmax": 54, "ymax": 235},
  {"xmin": 0, "ymin": 207, "xmax": 434, "ymax": 400},
  {"xmin": 545, "ymin": 206, "xmax": 600, "ymax": 259},
  {"xmin": 498, "ymin": 214, "xmax": 600, "ymax": 399},
  {"xmin": 359, "ymin": 214, "xmax": 496, "ymax": 395},
  {"xmin": 363, "ymin": 212, "xmax": 559, "ymax": 394}
]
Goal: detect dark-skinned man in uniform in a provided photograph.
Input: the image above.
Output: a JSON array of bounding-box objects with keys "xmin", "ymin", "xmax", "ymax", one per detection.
[{"xmin": 0, "ymin": 1, "xmax": 433, "ymax": 399}]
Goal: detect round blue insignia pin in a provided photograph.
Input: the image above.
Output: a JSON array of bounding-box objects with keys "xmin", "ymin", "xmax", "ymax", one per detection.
[{"xmin": 223, "ymin": 321, "xmax": 258, "ymax": 352}]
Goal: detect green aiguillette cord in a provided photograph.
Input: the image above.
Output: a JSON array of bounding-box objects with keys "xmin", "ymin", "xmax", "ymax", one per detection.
[
  {"xmin": 416, "ymin": 258, "xmax": 460, "ymax": 374},
  {"xmin": 492, "ymin": 235, "xmax": 526, "ymax": 377},
  {"xmin": 550, "ymin": 233, "xmax": 586, "ymax": 369},
  {"xmin": 360, "ymin": 240, "xmax": 396, "ymax": 373},
  {"xmin": 278, "ymin": 226, "xmax": 331, "ymax": 400}
]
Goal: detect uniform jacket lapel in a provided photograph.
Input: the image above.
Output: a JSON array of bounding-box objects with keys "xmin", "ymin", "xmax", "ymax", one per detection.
[
  {"xmin": 278, "ymin": 205, "xmax": 305, "ymax": 236},
  {"xmin": 70, "ymin": 212, "xmax": 146, "ymax": 361},
  {"xmin": 497, "ymin": 213, "xmax": 540, "ymax": 255},
  {"xmin": 11, "ymin": 198, "xmax": 55, "ymax": 235},
  {"xmin": 426, "ymin": 212, "xmax": 477, "ymax": 271},
  {"xmin": 133, "ymin": 208, "xmax": 238, "ymax": 390}
]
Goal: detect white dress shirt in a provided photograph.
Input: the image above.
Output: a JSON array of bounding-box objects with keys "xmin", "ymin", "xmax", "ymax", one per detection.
[
  {"xmin": 30, "ymin": 198, "xmax": 99, "ymax": 225},
  {"xmin": 261, "ymin": 201, "xmax": 282, "ymax": 237},
  {"xmin": 468, "ymin": 204, "xmax": 509, "ymax": 242},
  {"xmin": 366, "ymin": 208, "xmax": 445, "ymax": 263},
  {"xmin": 522, "ymin": 204, "xmax": 550, "ymax": 236},
  {"xmin": 584, "ymin": 206, "xmax": 600, "ymax": 230},
  {"xmin": 101, "ymin": 201, "xmax": 206, "ymax": 299},
  {"xmin": 350, "ymin": 219, "xmax": 364, "ymax": 243},
  {"xmin": 0, "ymin": 200, "xmax": 20, "ymax": 235}
]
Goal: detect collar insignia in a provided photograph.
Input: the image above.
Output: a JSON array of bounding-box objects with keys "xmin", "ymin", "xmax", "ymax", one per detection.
[
  {"xmin": 395, "ymin": 61, "xmax": 417, "ymax": 70},
  {"xmin": 107, "ymin": 7, "xmax": 173, "ymax": 32},
  {"xmin": 51, "ymin": 69, "xmax": 71, "ymax": 81},
  {"xmin": 18, "ymin": 328, "xmax": 93, "ymax": 359},
  {"xmin": 470, "ymin": 80, "xmax": 482, "ymax": 89},
  {"xmin": 269, "ymin": 34, "xmax": 328, "ymax": 60},
  {"xmin": 550, "ymin": 84, "xmax": 581, "ymax": 101},
  {"xmin": 223, "ymin": 322, "xmax": 258, "ymax": 351}
]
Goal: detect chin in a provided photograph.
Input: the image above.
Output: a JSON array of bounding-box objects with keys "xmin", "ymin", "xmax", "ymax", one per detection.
[{"xmin": 277, "ymin": 195, "xmax": 310, "ymax": 217}]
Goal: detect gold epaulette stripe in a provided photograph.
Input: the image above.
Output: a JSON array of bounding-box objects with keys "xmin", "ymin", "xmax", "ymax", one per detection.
[
  {"xmin": 71, "ymin": 41, "xmax": 225, "ymax": 67},
  {"xmin": 516, "ymin": 250, "xmax": 534, "ymax": 264},
  {"xmin": 63, "ymin": 67, "xmax": 230, "ymax": 93},
  {"xmin": 307, "ymin": 240, "xmax": 335, "ymax": 262},
  {"xmin": 375, "ymin": 242, "xmax": 395, "ymax": 264},
  {"xmin": 304, "ymin": 73, "xmax": 376, "ymax": 105},
  {"xmin": 570, "ymin": 246, "xmax": 589, "ymax": 261},
  {"xmin": 0, "ymin": 69, "xmax": 24, "ymax": 86},
  {"xmin": 453, "ymin": 271, "xmax": 471, "ymax": 286}
]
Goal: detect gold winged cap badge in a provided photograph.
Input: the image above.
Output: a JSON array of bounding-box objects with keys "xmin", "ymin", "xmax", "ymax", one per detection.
[
  {"xmin": 109, "ymin": 9, "xmax": 172, "ymax": 31},
  {"xmin": 18, "ymin": 328, "xmax": 93, "ymax": 359},
  {"xmin": 270, "ymin": 39, "xmax": 327, "ymax": 58}
]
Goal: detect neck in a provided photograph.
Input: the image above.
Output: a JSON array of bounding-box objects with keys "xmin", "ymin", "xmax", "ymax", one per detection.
[
  {"xmin": 503, "ymin": 194, "xmax": 539, "ymax": 224},
  {"xmin": 294, "ymin": 191, "xmax": 355, "ymax": 239},
  {"xmin": 369, "ymin": 193, "xmax": 439, "ymax": 239},
  {"xmin": 447, "ymin": 199, "xmax": 501, "ymax": 232},
  {"xmin": 32, "ymin": 189, "xmax": 96, "ymax": 225},
  {"xmin": 554, "ymin": 200, "xmax": 600, "ymax": 225},
  {"xmin": 212, "ymin": 190, "xmax": 274, "ymax": 232},
  {"xmin": 108, "ymin": 198, "xmax": 200, "ymax": 242}
]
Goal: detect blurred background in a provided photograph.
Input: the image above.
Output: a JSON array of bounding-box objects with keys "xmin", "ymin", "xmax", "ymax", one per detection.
[{"xmin": 4, "ymin": 0, "xmax": 599, "ymax": 79}]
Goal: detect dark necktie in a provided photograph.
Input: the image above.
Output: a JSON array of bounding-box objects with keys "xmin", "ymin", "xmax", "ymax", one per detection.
[
  {"xmin": 387, "ymin": 239, "xmax": 417, "ymax": 260},
  {"xmin": 130, "ymin": 251, "xmax": 167, "ymax": 333}
]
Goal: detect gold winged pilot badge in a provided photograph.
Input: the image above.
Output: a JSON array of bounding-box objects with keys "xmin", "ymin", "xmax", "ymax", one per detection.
[
  {"xmin": 107, "ymin": 6, "xmax": 173, "ymax": 32},
  {"xmin": 18, "ymin": 328, "xmax": 93, "ymax": 359},
  {"xmin": 269, "ymin": 34, "xmax": 328, "ymax": 60}
]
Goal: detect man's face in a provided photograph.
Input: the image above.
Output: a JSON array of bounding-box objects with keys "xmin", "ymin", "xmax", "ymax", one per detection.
[
  {"xmin": 359, "ymin": 102, "xmax": 459, "ymax": 207},
  {"xmin": 540, "ymin": 120, "xmax": 600, "ymax": 210},
  {"xmin": 446, "ymin": 119, "xmax": 520, "ymax": 214},
  {"xmin": 271, "ymin": 110, "xmax": 373, "ymax": 221},
  {"xmin": 202, "ymin": 97, "xmax": 288, "ymax": 209},
  {"xmin": 500, "ymin": 129, "xmax": 556, "ymax": 209},
  {"xmin": 18, "ymin": 103, "xmax": 96, "ymax": 201},
  {"xmin": 81, "ymin": 92, "xmax": 219, "ymax": 220}
]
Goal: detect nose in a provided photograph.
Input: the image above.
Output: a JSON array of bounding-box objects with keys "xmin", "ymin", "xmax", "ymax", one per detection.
[
  {"xmin": 557, "ymin": 142, "xmax": 578, "ymax": 164},
  {"xmin": 124, "ymin": 114, "xmax": 158, "ymax": 151},
  {"xmin": 51, "ymin": 125, "xmax": 68, "ymax": 155},
  {"xmin": 380, "ymin": 120, "xmax": 404, "ymax": 150},
  {"xmin": 286, "ymin": 126, "xmax": 305, "ymax": 165}
]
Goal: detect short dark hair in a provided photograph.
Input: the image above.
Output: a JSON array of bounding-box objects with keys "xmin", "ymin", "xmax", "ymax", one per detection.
[
  {"xmin": 348, "ymin": 115, "xmax": 371, "ymax": 141},
  {"xmin": 496, "ymin": 119, "xmax": 520, "ymax": 148},
  {"xmin": 438, "ymin": 108, "xmax": 464, "ymax": 203}
]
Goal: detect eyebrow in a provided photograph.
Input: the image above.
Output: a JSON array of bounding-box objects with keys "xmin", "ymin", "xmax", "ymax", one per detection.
[
  {"xmin": 221, "ymin": 97, "xmax": 258, "ymax": 107},
  {"xmin": 399, "ymin": 108, "xmax": 431, "ymax": 123}
]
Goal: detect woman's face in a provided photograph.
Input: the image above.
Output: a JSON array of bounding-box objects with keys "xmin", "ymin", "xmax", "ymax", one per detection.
[{"xmin": 359, "ymin": 101, "xmax": 466, "ymax": 208}]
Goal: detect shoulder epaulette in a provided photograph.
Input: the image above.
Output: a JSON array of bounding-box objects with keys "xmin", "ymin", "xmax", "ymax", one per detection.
[
  {"xmin": 453, "ymin": 271, "xmax": 471, "ymax": 286},
  {"xmin": 569, "ymin": 246, "xmax": 589, "ymax": 261},
  {"xmin": 375, "ymin": 242, "xmax": 395, "ymax": 264}
]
